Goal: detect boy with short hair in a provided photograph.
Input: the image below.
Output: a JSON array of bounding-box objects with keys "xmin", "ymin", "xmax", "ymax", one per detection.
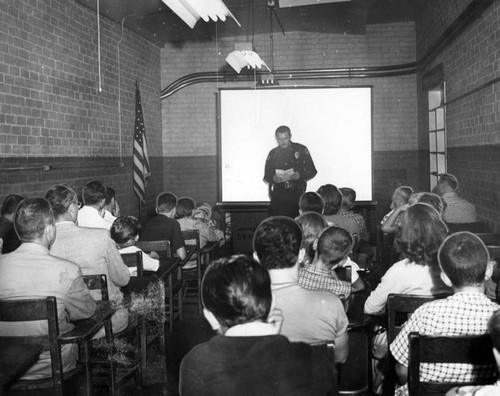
[
  {"xmin": 298, "ymin": 191, "xmax": 324, "ymax": 215},
  {"xmin": 390, "ymin": 232, "xmax": 499, "ymax": 396},
  {"xmin": 339, "ymin": 187, "xmax": 369, "ymax": 242},
  {"xmin": 299, "ymin": 226, "xmax": 364, "ymax": 297},
  {"xmin": 110, "ymin": 216, "xmax": 159, "ymax": 273}
]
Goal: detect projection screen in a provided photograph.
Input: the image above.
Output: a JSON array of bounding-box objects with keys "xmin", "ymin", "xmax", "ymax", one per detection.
[{"xmin": 218, "ymin": 86, "xmax": 372, "ymax": 203}]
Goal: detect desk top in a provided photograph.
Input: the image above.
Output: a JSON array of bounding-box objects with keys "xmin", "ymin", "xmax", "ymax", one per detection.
[
  {"xmin": 0, "ymin": 341, "xmax": 43, "ymax": 387},
  {"xmin": 124, "ymin": 256, "xmax": 181, "ymax": 294},
  {"xmin": 59, "ymin": 301, "xmax": 114, "ymax": 343}
]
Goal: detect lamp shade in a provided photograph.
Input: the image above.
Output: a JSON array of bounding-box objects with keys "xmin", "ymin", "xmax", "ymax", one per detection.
[
  {"xmin": 162, "ymin": 0, "xmax": 241, "ymax": 28},
  {"xmin": 225, "ymin": 51, "xmax": 271, "ymax": 73}
]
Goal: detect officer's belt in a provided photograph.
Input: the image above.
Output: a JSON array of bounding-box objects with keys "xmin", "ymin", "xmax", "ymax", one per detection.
[{"xmin": 274, "ymin": 181, "xmax": 304, "ymax": 189}]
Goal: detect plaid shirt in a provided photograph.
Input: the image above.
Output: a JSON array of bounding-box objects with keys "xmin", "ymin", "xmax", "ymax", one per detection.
[
  {"xmin": 390, "ymin": 293, "xmax": 499, "ymax": 396},
  {"xmin": 442, "ymin": 192, "xmax": 477, "ymax": 223},
  {"xmin": 298, "ymin": 263, "xmax": 351, "ymax": 298},
  {"xmin": 340, "ymin": 210, "xmax": 369, "ymax": 241}
]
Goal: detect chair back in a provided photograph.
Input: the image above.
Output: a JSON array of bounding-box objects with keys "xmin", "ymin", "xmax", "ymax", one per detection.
[
  {"xmin": 0, "ymin": 297, "xmax": 63, "ymax": 393},
  {"xmin": 181, "ymin": 229, "xmax": 201, "ymax": 263},
  {"xmin": 474, "ymin": 233, "xmax": 500, "ymax": 246},
  {"xmin": 488, "ymin": 246, "xmax": 500, "ymax": 262},
  {"xmin": 387, "ymin": 293, "xmax": 451, "ymax": 343},
  {"xmin": 136, "ymin": 240, "xmax": 171, "ymax": 258},
  {"xmin": 121, "ymin": 251, "xmax": 144, "ymax": 277},
  {"xmin": 82, "ymin": 274, "xmax": 109, "ymax": 302},
  {"xmin": 408, "ymin": 332, "xmax": 495, "ymax": 396},
  {"xmin": 447, "ymin": 221, "xmax": 491, "ymax": 233},
  {"xmin": 181, "ymin": 229, "xmax": 202, "ymax": 313}
]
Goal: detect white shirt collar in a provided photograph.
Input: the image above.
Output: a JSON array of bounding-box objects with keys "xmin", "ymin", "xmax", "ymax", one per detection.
[{"xmin": 225, "ymin": 322, "xmax": 277, "ymax": 337}]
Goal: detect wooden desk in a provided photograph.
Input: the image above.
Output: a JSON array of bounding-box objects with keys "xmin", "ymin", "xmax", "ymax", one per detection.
[{"xmin": 0, "ymin": 341, "xmax": 43, "ymax": 391}]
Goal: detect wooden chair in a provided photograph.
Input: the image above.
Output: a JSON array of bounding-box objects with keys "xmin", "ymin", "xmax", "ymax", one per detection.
[
  {"xmin": 384, "ymin": 293, "xmax": 451, "ymax": 396},
  {"xmin": 474, "ymin": 233, "xmax": 500, "ymax": 246},
  {"xmin": 135, "ymin": 240, "xmax": 184, "ymax": 332},
  {"xmin": 82, "ymin": 274, "xmax": 143, "ymax": 394},
  {"xmin": 408, "ymin": 332, "xmax": 496, "ymax": 396},
  {"xmin": 447, "ymin": 221, "xmax": 491, "ymax": 234},
  {"xmin": 181, "ymin": 229, "xmax": 202, "ymax": 314},
  {"xmin": 0, "ymin": 296, "xmax": 87, "ymax": 396},
  {"xmin": 121, "ymin": 250, "xmax": 144, "ymax": 277}
]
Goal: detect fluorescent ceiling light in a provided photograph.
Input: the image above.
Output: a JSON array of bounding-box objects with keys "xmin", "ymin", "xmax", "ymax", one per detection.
[
  {"xmin": 225, "ymin": 51, "xmax": 271, "ymax": 74},
  {"xmin": 279, "ymin": 0, "xmax": 351, "ymax": 7},
  {"xmin": 162, "ymin": 0, "xmax": 241, "ymax": 29}
]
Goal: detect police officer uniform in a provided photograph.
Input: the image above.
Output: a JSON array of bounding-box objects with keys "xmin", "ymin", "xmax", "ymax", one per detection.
[{"xmin": 264, "ymin": 141, "xmax": 317, "ymax": 217}]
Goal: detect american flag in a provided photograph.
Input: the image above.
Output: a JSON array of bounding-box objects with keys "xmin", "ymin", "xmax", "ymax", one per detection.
[{"xmin": 133, "ymin": 83, "xmax": 151, "ymax": 204}]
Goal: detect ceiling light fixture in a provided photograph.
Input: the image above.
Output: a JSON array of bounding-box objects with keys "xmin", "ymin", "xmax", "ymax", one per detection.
[
  {"xmin": 225, "ymin": 43, "xmax": 271, "ymax": 74},
  {"xmin": 161, "ymin": 0, "xmax": 241, "ymax": 29}
]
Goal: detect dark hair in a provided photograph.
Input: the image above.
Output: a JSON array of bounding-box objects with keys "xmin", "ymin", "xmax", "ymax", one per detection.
[
  {"xmin": 317, "ymin": 226, "xmax": 353, "ymax": 264},
  {"xmin": 14, "ymin": 198, "xmax": 54, "ymax": 241},
  {"xmin": 275, "ymin": 125, "xmax": 291, "ymax": 135},
  {"xmin": 110, "ymin": 216, "xmax": 140, "ymax": 246},
  {"xmin": 488, "ymin": 309, "xmax": 500, "ymax": 352},
  {"xmin": 156, "ymin": 192, "xmax": 177, "ymax": 213},
  {"xmin": 317, "ymin": 184, "xmax": 343, "ymax": 215},
  {"xmin": 296, "ymin": 212, "xmax": 328, "ymax": 262},
  {"xmin": 438, "ymin": 231, "xmax": 489, "ymax": 288},
  {"xmin": 82, "ymin": 181, "xmax": 106, "ymax": 206},
  {"xmin": 400, "ymin": 203, "xmax": 449, "ymax": 266},
  {"xmin": 253, "ymin": 216, "xmax": 303, "ymax": 270},
  {"xmin": 340, "ymin": 187, "xmax": 356, "ymax": 209},
  {"xmin": 105, "ymin": 187, "xmax": 116, "ymax": 206},
  {"xmin": 439, "ymin": 173, "xmax": 459, "ymax": 191},
  {"xmin": 202, "ymin": 255, "xmax": 272, "ymax": 328},
  {"xmin": 299, "ymin": 192, "xmax": 324, "ymax": 214},
  {"xmin": 176, "ymin": 197, "xmax": 195, "ymax": 219},
  {"xmin": 1, "ymin": 194, "xmax": 24, "ymax": 216},
  {"xmin": 45, "ymin": 184, "xmax": 78, "ymax": 217}
]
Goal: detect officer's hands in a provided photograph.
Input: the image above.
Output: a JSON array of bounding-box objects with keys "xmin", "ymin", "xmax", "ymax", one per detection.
[
  {"xmin": 291, "ymin": 172, "xmax": 300, "ymax": 180},
  {"xmin": 273, "ymin": 174, "xmax": 284, "ymax": 183}
]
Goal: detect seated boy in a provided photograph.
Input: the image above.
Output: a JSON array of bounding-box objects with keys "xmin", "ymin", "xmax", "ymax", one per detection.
[
  {"xmin": 110, "ymin": 216, "xmax": 159, "ymax": 274},
  {"xmin": 339, "ymin": 187, "xmax": 369, "ymax": 242},
  {"xmin": 446, "ymin": 309, "xmax": 500, "ymax": 396},
  {"xmin": 390, "ymin": 232, "xmax": 499, "ymax": 396},
  {"xmin": 299, "ymin": 226, "xmax": 365, "ymax": 299},
  {"xmin": 179, "ymin": 254, "xmax": 337, "ymax": 396}
]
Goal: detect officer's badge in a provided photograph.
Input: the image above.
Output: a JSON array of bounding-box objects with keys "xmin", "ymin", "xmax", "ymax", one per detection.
[
  {"xmin": 295, "ymin": 151, "xmax": 300, "ymax": 159},
  {"xmin": 304, "ymin": 148, "xmax": 310, "ymax": 156}
]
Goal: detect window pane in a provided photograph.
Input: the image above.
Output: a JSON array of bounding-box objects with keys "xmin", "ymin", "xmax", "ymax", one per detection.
[
  {"xmin": 436, "ymin": 108, "xmax": 444, "ymax": 129},
  {"xmin": 437, "ymin": 131, "xmax": 446, "ymax": 151},
  {"xmin": 430, "ymin": 154, "xmax": 437, "ymax": 173},
  {"xmin": 430, "ymin": 175, "xmax": 438, "ymax": 191},
  {"xmin": 429, "ymin": 132, "xmax": 437, "ymax": 152},
  {"xmin": 429, "ymin": 111, "xmax": 436, "ymax": 131},
  {"xmin": 428, "ymin": 90, "xmax": 442, "ymax": 110},
  {"xmin": 437, "ymin": 154, "xmax": 446, "ymax": 173}
]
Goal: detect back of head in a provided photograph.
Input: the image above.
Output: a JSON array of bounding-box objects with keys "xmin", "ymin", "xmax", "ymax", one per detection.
[
  {"xmin": 317, "ymin": 184, "xmax": 342, "ymax": 215},
  {"xmin": 105, "ymin": 187, "xmax": 116, "ymax": 206},
  {"xmin": 156, "ymin": 192, "xmax": 177, "ymax": 214},
  {"xmin": 14, "ymin": 198, "xmax": 54, "ymax": 242},
  {"xmin": 296, "ymin": 212, "xmax": 328, "ymax": 260},
  {"xmin": 438, "ymin": 231, "xmax": 489, "ymax": 288},
  {"xmin": 82, "ymin": 180, "xmax": 106, "ymax": 206},
  {"xmin": 202, "ymin": 254, "xmax": 272, "ymax": 328},
  {"xmin": 110, "ymin": 216, "xmax": 140, "ymax": 246},
  {"xmin": 439, "ymin": 173, "xmax": 459, "ymax": 192},
  {"xmin": 176, "ymin": 197, "xmax": 195, "ymax": 219},
  {"xmin": 253, "ymin": 216, "xmax": 303, "ymax": 269},
  {"xmin": 317, "ymin": 226, "xmax": 353, "ymax": 264},
  {"xmin": 340, "ymin": 187, "xmax": 356, "ymax": 210},
  {"xmin": 45, "ymin": 184, "xmax": 78, "ymax": 218},
  {"xmin": 394, "ymin": 186, "xmax": 414, "ymax": 206},
  {"xmin": 488, "ymin": 309, "xmax": 500, "ymax": 353},
  {"xmin": 1, "ymin": 194, "xmax": 24, "ymax": 217},
  {"xmin": 299, "ymin": 192, "xmax": 324, "ymax": 214},
  {"xmin": 400, "ymin": 203, "xmax": 449, "ymax": 265},
  {"xmin": 193, "ymin": 202, "xmax": 213, "ymax": 221}
]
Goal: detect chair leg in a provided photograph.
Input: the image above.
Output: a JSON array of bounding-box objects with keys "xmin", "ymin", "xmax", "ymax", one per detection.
[{"xmin": 104, "ymin": 318, "xmax": 116, "ymax": 396}]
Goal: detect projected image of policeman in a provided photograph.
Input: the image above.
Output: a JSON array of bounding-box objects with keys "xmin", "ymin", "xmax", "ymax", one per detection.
[{"xmin": 264, "ymin": 125, "xmax": 317, "ymax": 217}]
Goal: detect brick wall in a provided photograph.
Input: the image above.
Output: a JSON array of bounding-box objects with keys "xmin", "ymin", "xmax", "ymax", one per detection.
[
  {"xmin": 160, "ymin": 23, "xmax": 420, "ymax": 232},
  {"xmin": 416, "ymin": 0, "xmax": 500, "ymax": 231},
  {"xmin": 0, "ymin": 0, "xmax": 162, "ymax": 218}
]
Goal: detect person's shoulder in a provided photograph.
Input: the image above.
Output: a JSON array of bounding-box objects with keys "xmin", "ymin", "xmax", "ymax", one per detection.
[
  {"xmin": 48, "ymin": 253, "xmax": 82, "ymax": 275},
  {"xmin": 299, "ymin": 285, "xmax": 344, "ymax": 305}
]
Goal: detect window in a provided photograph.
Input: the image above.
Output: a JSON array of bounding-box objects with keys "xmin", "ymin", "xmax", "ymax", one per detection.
[{"xmin": 428, "ymin": 82, "xmax": 446, "ymax": 191}]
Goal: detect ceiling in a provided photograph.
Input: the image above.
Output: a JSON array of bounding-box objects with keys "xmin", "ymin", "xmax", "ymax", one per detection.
[{"xmin": 74, "ymin": 0, "xmax": 425, "ymax": 47}]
